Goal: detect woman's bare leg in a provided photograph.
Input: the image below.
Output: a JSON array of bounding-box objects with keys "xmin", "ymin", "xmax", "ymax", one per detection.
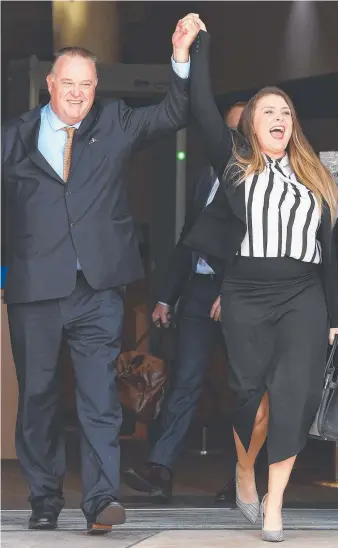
[
  {"xmin": 234, "ymin": 392, "xmax": 269, "ymax": 503},
  {"xmin": 263, "ymin": 455, "xmax": 297, "ymax": 530}
]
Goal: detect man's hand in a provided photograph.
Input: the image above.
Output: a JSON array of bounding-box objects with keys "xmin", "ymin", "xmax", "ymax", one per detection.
[
  {"xmin": 172, "ymin": 13, "xmax": 201, "ymax": 62},
  {"xmin": 152, "ymin": 303, "xmax": 172, "ymax": 328},
  {"xmin": 210, "ymin": 295, "xmax": 221, "ymax": 322},
  {"xmin": 329, "ymin": 327, "xmax": 338, "ymax": 345}
]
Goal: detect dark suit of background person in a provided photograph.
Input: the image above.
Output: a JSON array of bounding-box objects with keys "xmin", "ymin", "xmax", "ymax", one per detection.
[
  {"xmin": 123, "ymin": 104, "xmax": 246, "ymax": 503},
  {"xmin": 123, "ymin": 164, "xmax": 225, "ymax": 501},
  {"xmin": 1, "ymin": 43, "xmax": 189, "ymax": 533}
]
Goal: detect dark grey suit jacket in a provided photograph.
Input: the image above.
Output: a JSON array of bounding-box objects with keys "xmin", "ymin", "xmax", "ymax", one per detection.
[{"xmin": 2, "ymin": 67, "xmax": 189, "ymax": 304}]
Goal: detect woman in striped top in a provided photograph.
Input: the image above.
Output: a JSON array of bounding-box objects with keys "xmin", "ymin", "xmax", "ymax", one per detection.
[
  {"xmin": 238, "ymin": 153, "xmax": 322, "ymax": 263},
  {"xmin": 180, "ymin": 15, "xmax": 338, "ymax": 542}
]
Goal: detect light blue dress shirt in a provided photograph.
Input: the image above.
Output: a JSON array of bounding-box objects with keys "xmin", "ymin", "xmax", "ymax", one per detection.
[
  {"xmin": 38, "ymin": 103, "xmax": 82, "ymax": 178},
  {"xmin": 38, "ymin": 103, "xmax": 82, "ymax": 269},
  {"xmin": 37, "ymin": 58, "xmax": 190, "ymax": 273}
]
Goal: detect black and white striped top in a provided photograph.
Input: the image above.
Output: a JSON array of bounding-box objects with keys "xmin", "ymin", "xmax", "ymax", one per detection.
[{"xmin": 239, "ymin": 154, "xmax": 322, "ymax": 263}]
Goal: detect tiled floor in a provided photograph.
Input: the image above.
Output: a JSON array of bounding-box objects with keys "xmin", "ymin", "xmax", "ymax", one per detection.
[
  {"xmin": 2, "ymin": 434, "xmax": 338, "ymax": 510},
  {"xmin": 1, "ymin": 531, "xmax": 156, "ymax": 548},
  {"xmin": 2, "ymin": 530, "xmax": 338, "ymax": 548},
  {"xmin": 136, "ymin": 531, "xmax": 338, "ymax": 548},
  {"xmin": 2, "ymin": 507, "xmax": 337, "ymax": 531}
]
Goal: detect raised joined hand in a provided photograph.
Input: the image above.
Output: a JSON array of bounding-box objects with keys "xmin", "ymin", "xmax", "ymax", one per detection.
[{"xmin": 172, "ymin": 13, "xmax": 206, "ymax": 58}]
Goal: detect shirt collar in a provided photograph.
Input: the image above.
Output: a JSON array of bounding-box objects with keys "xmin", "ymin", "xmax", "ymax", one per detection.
[
  {"xmin": 263, "ymin": 152, "xmax": 290, "ymax": 169},
  {"xmin": 46, "ymin": 103, "xmax": 82, "ymax": 132}
]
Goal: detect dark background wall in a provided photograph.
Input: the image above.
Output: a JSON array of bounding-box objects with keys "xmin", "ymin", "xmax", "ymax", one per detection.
[
  {"xmin": 2, "ymin": 2, "xmax": 338, "ymax": 85},
  {"xmin": 119, "ymin": 2, "xmax": 338, "ymax": 90}
]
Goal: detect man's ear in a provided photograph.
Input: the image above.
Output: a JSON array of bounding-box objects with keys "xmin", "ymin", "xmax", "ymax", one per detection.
[{"xmin": 46, "ymin": 74, "xmax": 53, "ymax": 94}]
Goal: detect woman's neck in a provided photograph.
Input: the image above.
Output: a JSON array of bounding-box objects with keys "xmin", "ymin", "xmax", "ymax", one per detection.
[{"xmin": 261, "ymin": 149, "xmax": 286, "ymax": 160}]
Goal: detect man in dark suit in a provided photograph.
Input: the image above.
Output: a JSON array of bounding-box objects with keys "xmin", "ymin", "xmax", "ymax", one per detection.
[
  {"xmin": 123, "ymin": 103, "xmax": 245, "ymax": 504},
  {"xmin": 1, "ymin": 16, "xmax": 198, "ymax": 534}
]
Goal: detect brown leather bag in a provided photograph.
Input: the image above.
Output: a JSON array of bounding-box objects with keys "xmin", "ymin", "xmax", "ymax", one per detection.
[{"xmin": 116, "ymin": 332, "xmax": 168, "ymax": 424}]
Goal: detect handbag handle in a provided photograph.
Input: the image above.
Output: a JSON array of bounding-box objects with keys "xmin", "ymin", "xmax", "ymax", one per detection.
[
  {"xmin": 324, "ymin": 334, "xmax": 338, "ymax": 386},
  {"xmin": 134, "ymin": 324, "xmax": 173, "ymax": 351},
  {"xmin": 134, "ymin": 330, "xmax": 149, "ymax": 349}
]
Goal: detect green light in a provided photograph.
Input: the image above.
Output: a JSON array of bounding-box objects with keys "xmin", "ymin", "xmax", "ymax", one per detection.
[{"xmin": 177, "ymin": 151, "xmax": 186, "ymax": 161}]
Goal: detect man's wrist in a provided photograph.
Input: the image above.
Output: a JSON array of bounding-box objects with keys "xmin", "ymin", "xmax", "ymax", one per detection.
[{"xmin": 173, "ymin": 48, "xmax": 190, "ymax": 63}]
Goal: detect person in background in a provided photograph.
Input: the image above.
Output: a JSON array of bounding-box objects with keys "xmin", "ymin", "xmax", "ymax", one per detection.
[
  {"xmin": 123, "ymin": 102, "xmax": 246, "ymax": 504},
  {"xmin": 225, "ymin": 101, "xmax": 247, "ymax": 131},
  {"xmin": 1, "ymin": 16, "xmax": 196, "ymax": 534},
  {"xmin": 182, "ymin": 14, "xmax": 338, "ymax": 542}
]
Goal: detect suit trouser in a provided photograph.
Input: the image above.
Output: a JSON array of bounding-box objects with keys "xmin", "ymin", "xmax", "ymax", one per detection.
[
  {"xmin": 7, "ymin": 273, "xmax": 124, "ymax": 518},
  {"xmin": 148, "ymin": 273, "xmax": 224, "ymax": 470}
]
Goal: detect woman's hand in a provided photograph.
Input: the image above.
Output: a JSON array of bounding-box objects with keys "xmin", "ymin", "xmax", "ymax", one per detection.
[
  {"xmin": 180, "ymin": 14, "xmax": 207, "ymax": 34},
  {"xmin": 329, "ymin": 327, "xmax": 338, "ymax": 345},
  {"xmin": 196, "ymin": 17, "xmax": 207, "ymax": 32}
]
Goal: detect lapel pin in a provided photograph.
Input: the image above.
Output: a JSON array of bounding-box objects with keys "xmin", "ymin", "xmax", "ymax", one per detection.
[{"xmin": 89, "ymin": 137, "xmax": 98, "ymax": 145}]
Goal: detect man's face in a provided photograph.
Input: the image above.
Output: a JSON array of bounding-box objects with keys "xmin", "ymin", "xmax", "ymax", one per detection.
[
  {"xmin": 46, "ymin": 55, "xmax": 97, "ymax": 125},
  {"xmin": 225, "ymin": 105, "xmax": 245, "ymax": 130}
]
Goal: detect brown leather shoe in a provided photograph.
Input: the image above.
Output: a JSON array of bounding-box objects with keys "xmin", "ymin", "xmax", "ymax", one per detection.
[
  {"xmin": 214, "ymin": 477, "xmax": 236, "ymax": 504},
  {"xmin": 123, "ymin": 463, "xmax": 172, "ymax": 503},
  {"xmin": 87, "ymin": 500, "xmax": 126, "ymax": 535}
]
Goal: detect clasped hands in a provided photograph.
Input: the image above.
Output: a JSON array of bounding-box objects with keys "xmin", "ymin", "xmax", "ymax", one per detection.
[{"xmin": 172, "ymin": 13, "xmax": 207, "ymax": 62}]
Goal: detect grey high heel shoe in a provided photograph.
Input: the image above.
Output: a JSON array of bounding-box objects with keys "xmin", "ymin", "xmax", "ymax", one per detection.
[
  {"xmin": 260, "ymin": 494, "xmax": 284, "ymax": 542},
  {"xmin": 235, "ymin": 463, "xmax": 259, "ymax": 523}
]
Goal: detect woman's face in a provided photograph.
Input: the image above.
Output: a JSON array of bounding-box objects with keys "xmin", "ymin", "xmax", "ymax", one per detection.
[{"xmin": 253, "ymin": 94, "xmax": 293, "ymax": 158}]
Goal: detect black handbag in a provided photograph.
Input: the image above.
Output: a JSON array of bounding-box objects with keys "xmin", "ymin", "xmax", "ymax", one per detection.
[{"xmin": 309, "ymin": 335, "xmax": 338, "ymax": 441}]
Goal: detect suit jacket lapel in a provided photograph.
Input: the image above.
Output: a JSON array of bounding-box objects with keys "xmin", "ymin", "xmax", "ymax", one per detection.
[
  {"xmin": 67, "ymin": 103, "xmax": 99, "ymax": 179},
  {"xmin": 223, "ymin": 165, "xmax": 246, "ymax": 224},
  {"xmin": 18, "ymin": 109, "xmax": 64, "ymax": 184},
  {"xmin": 195, "ymin": 165, "xmax": 217, "ymax": 214}
]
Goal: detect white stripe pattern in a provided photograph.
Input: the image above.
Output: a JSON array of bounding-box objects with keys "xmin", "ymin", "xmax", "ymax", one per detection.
[{"xmin": 239, "ymin": 154, "xmax": 322, "ymax": 263}]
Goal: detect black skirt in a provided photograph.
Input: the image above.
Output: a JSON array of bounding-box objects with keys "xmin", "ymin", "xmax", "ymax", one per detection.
[{"xmin": 221, "ymin": 257, "xmax": 329, "ymax": 464}]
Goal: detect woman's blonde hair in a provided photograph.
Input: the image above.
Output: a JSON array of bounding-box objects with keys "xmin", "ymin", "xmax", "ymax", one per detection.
[{"xmin": 232, "ymin": 86, "xmax": 338, "ymax": 223}]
